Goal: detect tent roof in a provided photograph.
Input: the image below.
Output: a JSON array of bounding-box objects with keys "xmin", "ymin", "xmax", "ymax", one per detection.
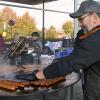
[{"xmin": 0, "ymin": 0, "xmax": 57, "ymax": 5}]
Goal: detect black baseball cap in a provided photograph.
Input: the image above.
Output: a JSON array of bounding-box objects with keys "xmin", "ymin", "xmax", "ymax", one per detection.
[
  {"xmin": 69, "ymin": 0, "xmax": 100, "ymax": 18},
  {"xmin": 31, "ymin": 32, "xmax": 40, "ymax": 37}
]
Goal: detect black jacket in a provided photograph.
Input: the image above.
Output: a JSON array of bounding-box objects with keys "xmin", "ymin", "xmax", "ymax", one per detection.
[{"xmin": 44, "ymin": 26, "xmax": 100, "ymax": 78}]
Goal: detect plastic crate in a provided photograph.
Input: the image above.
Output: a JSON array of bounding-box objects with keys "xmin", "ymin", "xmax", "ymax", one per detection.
[{"xmin": 55, "ymin": 47, "xmax": 73, "ymax": 59}]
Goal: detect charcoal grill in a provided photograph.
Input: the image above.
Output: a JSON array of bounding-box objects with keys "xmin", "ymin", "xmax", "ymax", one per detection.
[{"xmin": 0, "ymin": 65, "xmax": 80, "ymax": 100}]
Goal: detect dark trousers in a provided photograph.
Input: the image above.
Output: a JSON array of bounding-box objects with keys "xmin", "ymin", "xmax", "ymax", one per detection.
[{"xmin": 84, "ymin": 69, "xmax": 100, "ymax": 100}]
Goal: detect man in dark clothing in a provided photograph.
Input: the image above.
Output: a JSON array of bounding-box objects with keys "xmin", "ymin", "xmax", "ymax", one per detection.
[
  {"xmin": 35, "ymin": 0, "xmax": 100, "ymax": 100},
  {"xmin": 7, "ymin": 33, "xmax": 20, "ymax": 65},
  {"xmin": 28, "ymin": 32, "xmax": 43, "ymax": 54},
  {"xmin": 21, "ymin": 32, "xmax": 43, "ymax": 64},
  {"xmin": 8, "ymin": 35, "xmax": 26, "ymax": 65}
]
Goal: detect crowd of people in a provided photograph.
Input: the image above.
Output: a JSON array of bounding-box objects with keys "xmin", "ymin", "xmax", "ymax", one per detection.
[{"xmin": 1, "ymin": 31, "xmax": 71, "ymax": 65}]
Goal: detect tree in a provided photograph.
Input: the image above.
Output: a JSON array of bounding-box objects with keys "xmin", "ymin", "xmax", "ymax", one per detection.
[
  {"xmin": 0, "ymin": 14, "xmax": 3, "ymax": 34},
  {"xmin": 14, "ymin": 11, "xmax": 37, "ymax": 37},
  {"xmin": 46, "ymin": 26, "xmax": 57, "ymax": 39},
  {"xmin": 0, "ymin": 7, "xmax": 17, "ymax": 39},
  {"xmin": 62, "ymin": 20, "xmax": 74, "ymax": 38},
  {"xmin": 0, "ymin": 7, "xmax": 38, "ymax": 40}
]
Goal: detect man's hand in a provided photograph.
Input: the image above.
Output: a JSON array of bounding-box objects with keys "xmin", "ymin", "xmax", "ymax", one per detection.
[{"xmin": 36, "ymin": 69, "xmax": 45, "ymax": 79}]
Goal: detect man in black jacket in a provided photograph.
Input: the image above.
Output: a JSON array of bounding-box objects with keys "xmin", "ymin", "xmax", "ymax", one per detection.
[
  {"xmin": 21, "ymin": 32, "xmax": 43, "ymax": 64},
  {"xmin": 36, "ymin": 0, "xmax": 100, "ymax": 100}
]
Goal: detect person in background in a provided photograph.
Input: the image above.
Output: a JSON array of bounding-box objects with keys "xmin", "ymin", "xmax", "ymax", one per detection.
[
  {"xmin": 21, "ymin": 32, "xmax": 43, "ymax": 65},
  {"xmin": 62, "ymin": 35, "xmax": 72, "ymax": 48},
  {"xmin": 29, "ymin": 32, "xmax": 43, "ymax": 54},
  {"xmin": 8, "ymin": 33, "xmax": 20, "ymax": 65},
  {"xmin": 11, "ymin": 33, "xmax": 20, "ymax": 45},
  {"xmin": 35, "ymin": 0, "xmax": 100, "ymax": 100},
  {"xmin": 0, "ymin": 34, "xmax": 6, "ymax": 55},
  {"xmin": 29, "ymin": 32, "xmax": 43, "ymax": 64}
]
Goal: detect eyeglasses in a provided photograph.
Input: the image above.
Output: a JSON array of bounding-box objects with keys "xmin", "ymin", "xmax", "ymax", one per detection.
[{"xmin": 78, "ymin": 14, "xmax": 90, "ymax": 22}]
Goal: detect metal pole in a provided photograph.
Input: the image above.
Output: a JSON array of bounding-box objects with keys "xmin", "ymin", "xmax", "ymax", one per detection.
[
  {"xmin": 42, "ymin": 0, "xmax": 45, "ymax": 50},
  {"xmin": 11, "ymin": 26, "xmax": 13, "ymax": 39},
  {"xmin": 41, "ymin": 90, "xmax": 50, "ymax": 100}
]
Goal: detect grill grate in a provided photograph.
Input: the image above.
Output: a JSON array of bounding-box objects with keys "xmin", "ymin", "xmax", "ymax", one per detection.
[{"xmin": 0, "ymin": 77, "xmax": 65, "ymax": 91}]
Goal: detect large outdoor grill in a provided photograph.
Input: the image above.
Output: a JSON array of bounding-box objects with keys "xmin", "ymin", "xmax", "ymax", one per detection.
[{"xmin": 0, "ymin": 65, "xmax": 80, "ymax": 100}]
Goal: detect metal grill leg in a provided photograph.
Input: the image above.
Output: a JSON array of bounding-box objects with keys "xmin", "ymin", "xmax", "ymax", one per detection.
[
  {"xmin": 64, "ymin": 86, "xmax": 73, "ymax": 100},
  {"xmin": 41, "ymin": 90, "xmax": 50, "ymax": 100}
]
